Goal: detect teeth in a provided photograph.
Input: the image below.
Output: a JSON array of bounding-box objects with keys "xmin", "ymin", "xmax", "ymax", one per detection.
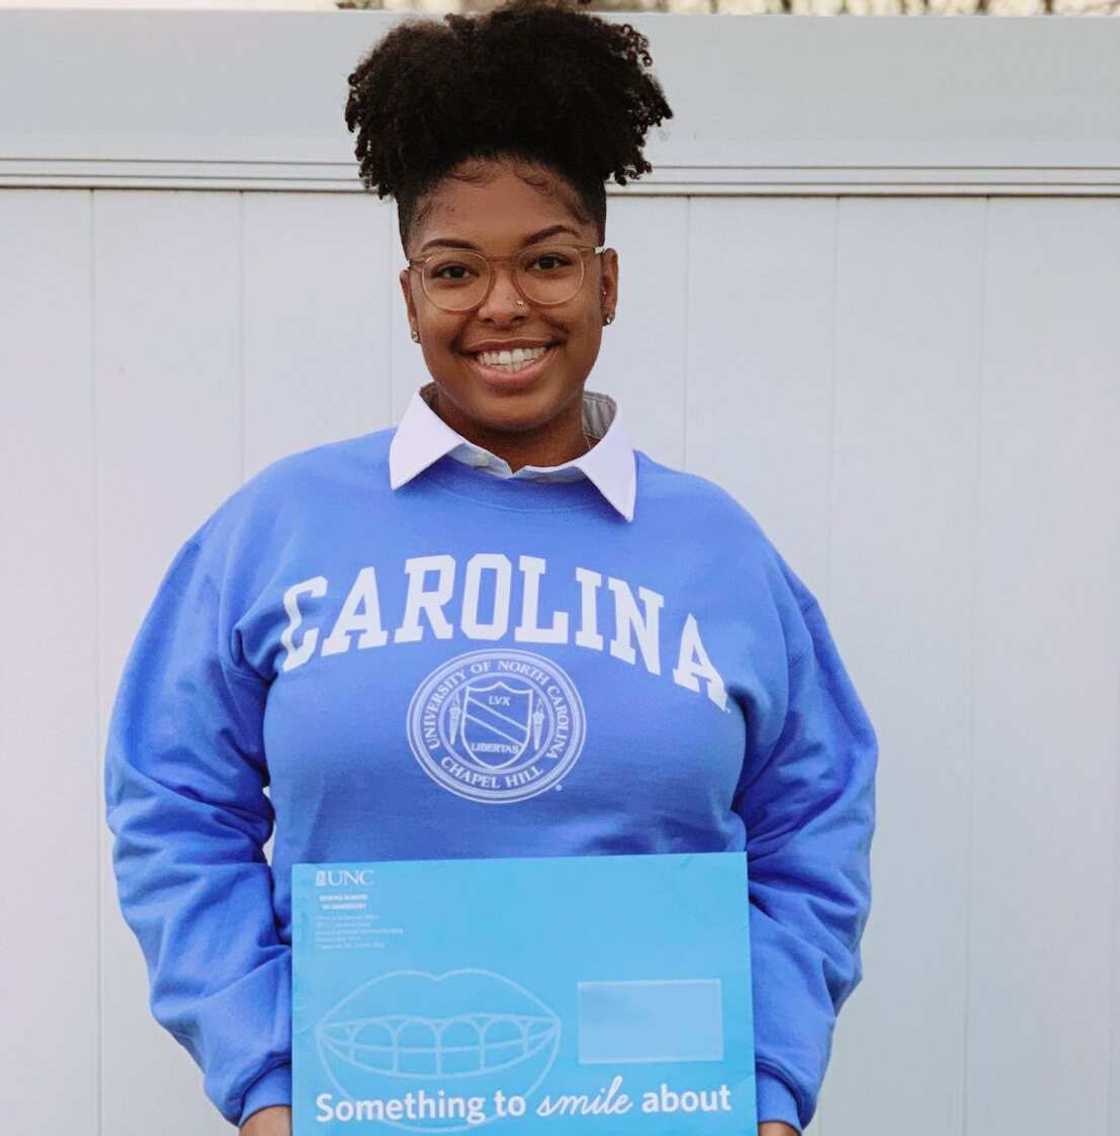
[
  {"xmin": 321, "ymin": 1012, "xmax": 557, "ymax": 1076},
  {"xmin": 476, "ymin": 345, "xmax": 550, "ymax": 368}
]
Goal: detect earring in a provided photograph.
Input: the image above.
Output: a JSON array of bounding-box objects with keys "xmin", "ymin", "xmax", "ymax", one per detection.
[
  {"xmin": 410, "ymin": 327, "xmax": 420, "ymax": 342},
  {"xmin": 603, "ymin": 312, "xmax": 615, "ymax": 326}
]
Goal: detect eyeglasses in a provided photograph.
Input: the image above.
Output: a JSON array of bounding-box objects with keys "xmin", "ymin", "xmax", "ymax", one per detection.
[{"xmin": 406, "ymin": 243, "xmax": 605, "ymax": 313}]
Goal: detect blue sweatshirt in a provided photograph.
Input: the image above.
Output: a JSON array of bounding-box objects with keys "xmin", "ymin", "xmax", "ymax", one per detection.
[{"xmin": 104, "ymin": 425, "xmax": 878, "ymax": 1133}]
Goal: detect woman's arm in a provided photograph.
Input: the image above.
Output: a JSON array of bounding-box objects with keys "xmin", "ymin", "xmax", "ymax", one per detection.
[
  {"xmin": 735, "ymin": 546, "xmax": 879, "ymax": 1134},
  {"xmin": 104, "ymin": 508, "xmax": 292, "ymax": 1127}
]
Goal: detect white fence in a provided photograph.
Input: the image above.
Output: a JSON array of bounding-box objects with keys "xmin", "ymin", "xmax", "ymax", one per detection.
[{"xmin": 1, "ymin": 12, "xmax": 1118, "ymax": 1136}]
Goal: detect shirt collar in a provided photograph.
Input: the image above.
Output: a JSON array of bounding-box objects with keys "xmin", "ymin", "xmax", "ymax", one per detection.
[{"xmin": 388, "ymin": 381, "xmax": 636, "ymax": 522}]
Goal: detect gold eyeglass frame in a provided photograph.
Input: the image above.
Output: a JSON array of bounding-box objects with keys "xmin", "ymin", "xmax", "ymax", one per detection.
[{"xmin": 406, "ymin": 243, "xmax": 606, "ymax": 313}]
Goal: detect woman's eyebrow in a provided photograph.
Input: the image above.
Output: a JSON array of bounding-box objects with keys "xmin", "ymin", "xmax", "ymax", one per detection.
[{"xmin": 418, "ymin": 224, "xmax": 580, "ymax": 253}]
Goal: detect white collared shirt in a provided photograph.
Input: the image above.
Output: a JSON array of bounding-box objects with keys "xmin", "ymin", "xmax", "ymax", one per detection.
[{"xmin": 388, "ymin": 381, "xmax": 637, "ymax": 522}]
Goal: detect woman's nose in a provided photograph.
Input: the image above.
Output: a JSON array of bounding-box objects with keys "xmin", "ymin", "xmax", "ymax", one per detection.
[{"xmin": 475, "ymin": 263, "xmax": 527, "ymax": 319}]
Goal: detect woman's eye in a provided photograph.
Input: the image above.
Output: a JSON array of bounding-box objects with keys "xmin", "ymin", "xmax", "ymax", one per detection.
[
  {"xmin": 530, "ymin": 254, "xmax": 571, "ymax": 272},
  {"xmin": 432, "ymin": 263, "xmax": 473, "ymax": 281}
]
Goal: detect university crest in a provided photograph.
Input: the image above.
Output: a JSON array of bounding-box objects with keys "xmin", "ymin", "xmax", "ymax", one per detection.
[{"xmin": 406, "ymin": 649, "xmax": 586, "ymax": 804}]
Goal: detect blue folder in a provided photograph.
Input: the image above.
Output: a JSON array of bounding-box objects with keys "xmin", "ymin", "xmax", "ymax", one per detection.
[{"xmin": 292, "ymin": 852, "xmax": 756, "ymax": 1134}]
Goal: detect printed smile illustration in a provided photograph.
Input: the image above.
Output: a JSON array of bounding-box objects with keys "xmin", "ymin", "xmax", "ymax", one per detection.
[{"xmin": 316, "ymin": 969, "xmax": 562, "ymax": 1130}]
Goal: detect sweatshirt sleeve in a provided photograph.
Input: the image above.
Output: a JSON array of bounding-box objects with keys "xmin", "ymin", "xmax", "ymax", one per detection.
[
  {"xmin": 735, "ymin": 548, "xmax": 879, "ymax": 1134},
  {"xmin": 103, "ymin": 506, "xmax": 292, "ymax": 1128}
]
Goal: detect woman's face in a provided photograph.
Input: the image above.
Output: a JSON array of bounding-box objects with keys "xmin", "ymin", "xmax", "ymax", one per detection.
[{"xmin": 398, "ymin": 158, "xmax": 618, "ymax": 446}]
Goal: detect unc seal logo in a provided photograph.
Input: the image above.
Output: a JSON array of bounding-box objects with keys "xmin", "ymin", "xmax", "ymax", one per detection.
[{"xmin": 406, "ymin": 649, "xmax": 586, "ymax": 804}]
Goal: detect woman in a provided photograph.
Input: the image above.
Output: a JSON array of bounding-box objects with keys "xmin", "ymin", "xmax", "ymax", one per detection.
[{"xmin": 104, "ymin": 3, "xmax": 877, "ymax": 1135}]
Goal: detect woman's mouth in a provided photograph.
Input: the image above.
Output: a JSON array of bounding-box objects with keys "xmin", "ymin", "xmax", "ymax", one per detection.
[{"xmin": 463, "ymin": 343, "xmax": 559, "ymax": 386}]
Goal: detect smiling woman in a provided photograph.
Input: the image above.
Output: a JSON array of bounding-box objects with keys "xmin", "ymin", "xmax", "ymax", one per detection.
[
  {"xmin": 103, "ymin": 3, "xmax": 876, "ymax": 1136},
  {"xmin": 343, "ymin": 0, "xmax": 672, "ymax": 470},
  {"xmin": 398, "ymin": 171, "xmax": 614, "ymax": 465}
]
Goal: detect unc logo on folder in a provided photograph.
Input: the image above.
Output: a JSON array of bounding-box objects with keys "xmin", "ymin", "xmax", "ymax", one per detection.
[{"xmin": 406, "ymin": 649, "xmax": 586, "ymax": 804}]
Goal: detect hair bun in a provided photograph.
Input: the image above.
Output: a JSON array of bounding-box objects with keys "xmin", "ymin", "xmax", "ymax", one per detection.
[{"xmin": 344, "ymin": 0, "xmax": 673, "ymax": 247}]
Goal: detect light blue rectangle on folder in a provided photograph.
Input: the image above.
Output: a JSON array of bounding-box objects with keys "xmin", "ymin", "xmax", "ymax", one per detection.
[{"xmin": 578, "ymin": 978, "xmax": 724, "ymax": 1063}]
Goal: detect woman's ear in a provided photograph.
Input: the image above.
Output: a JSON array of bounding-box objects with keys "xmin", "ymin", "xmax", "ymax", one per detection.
[
  {"xmin": 600, "ymin": 247, "xmax": 619, "ymax": 318},
  {"xmin": 400, "ymin": 268, "xmax": 420, "ymax": 340},
  {"xmin": 399, "ymin": 267, "xmax": 415, "ymax": 321}
]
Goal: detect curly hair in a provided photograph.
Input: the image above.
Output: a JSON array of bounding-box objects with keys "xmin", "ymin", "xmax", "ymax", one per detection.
[{"xmin": 343, "ymin": 0, "xmax": 673, "ymax": 252}]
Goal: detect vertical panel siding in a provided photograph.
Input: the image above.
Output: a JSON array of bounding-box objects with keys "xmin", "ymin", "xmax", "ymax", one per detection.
[
  {"xmin": 968, "ymin": 198, "xmax": 1120, "ymax": 1135},
  {"xmin": 822, "ymin": 197, "xmax": 988, "ymax": 1136},
  {"xmin": 589, "ymin": 194, "xmax": 690, "ymax": 468},
  {"xmin": 0, "ymin": 190, "xmax": 99, "ymax": 1134},
  {"xmin": 94, "ymin": 190, "xmax": 242, "ymax": 1136},
  {"xmin": 243, "ymin": 191, "xmax": 396, "ymax": 480},
  {"xmin": 3, "ymin": 185, "xmax": 1117, "ymax": 1135},
  {"xmin": 685, "ymin": 197, "xmax": 837, "ymax": 589},
  {"xmin": 388, "ymin": 200, "xmax": 426, "ymax": 423},
  {"xmin": 1112, "ymin": 734, "xmax": 1120, "ymax": 1136}
]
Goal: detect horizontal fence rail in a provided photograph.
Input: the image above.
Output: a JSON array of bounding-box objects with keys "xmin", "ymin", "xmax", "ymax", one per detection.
[{"xmin": 0, "ymin": 12, "xmax": 1118, "ymax": 194}]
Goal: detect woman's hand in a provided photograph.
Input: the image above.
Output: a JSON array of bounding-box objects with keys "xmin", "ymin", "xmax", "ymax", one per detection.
[
  {"xmin": 759, "ymin": 1123, "xmax": 800, "ymax": 1136},
  {"xmin": 239, "ymin": 1104, "xmax": 291, "ymax": 1136}
]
